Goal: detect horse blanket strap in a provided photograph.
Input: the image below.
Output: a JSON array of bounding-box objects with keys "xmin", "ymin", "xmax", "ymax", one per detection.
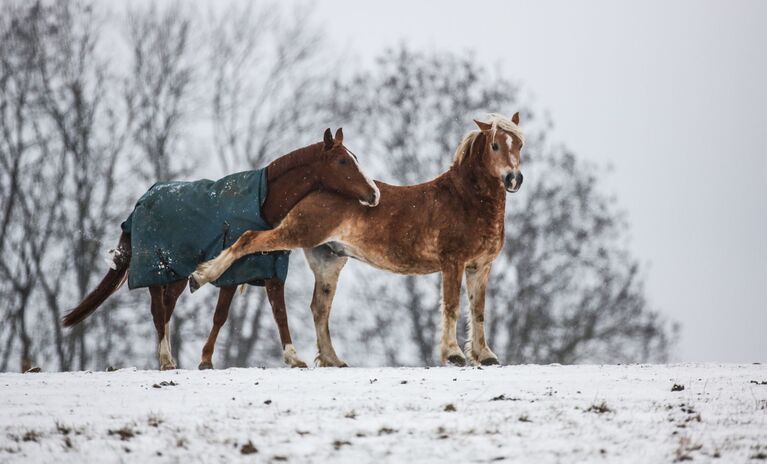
[{"xmin": 121, "ymin": 168, "xmax": 289, "ymax": 289}]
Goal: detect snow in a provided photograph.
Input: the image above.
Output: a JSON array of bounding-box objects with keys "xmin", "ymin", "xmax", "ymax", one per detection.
[{"xmin": 1, "ymin": 364, "xmax": 765, "ymax": 463}]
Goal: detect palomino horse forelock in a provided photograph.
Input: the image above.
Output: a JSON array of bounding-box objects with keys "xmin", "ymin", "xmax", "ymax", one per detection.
[{"xmin": 191, "ymin": 113, "xmax": 525, "ymax": 367}]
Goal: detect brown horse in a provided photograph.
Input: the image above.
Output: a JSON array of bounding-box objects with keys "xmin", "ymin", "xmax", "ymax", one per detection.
[
  {"xmin": 190, "ymin": 113, "xmax": 525, "ymax": 366},
  {"xmin": 62, "ymin": 128, "xmax": 379, "ymax": 370}
]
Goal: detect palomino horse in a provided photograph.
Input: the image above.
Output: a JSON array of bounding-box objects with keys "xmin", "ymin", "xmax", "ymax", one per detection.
[
  {"xmin": 63, "ymin": 128, "xmax": 379, "ymax": 370},
  {"xmin": 190, "ymin": 113, "xmax": 525, "ymax": 366}
]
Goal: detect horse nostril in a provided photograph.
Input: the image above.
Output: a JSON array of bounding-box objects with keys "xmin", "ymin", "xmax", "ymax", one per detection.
[
  {"xmin": 517, "ymin": 172, "xmax": 523, "ymax": 186},
  {"xmin": 367, "ymin": 190, "xmax": 379, "ymax": 206},
  {"xmin": 505, "ymin": 173, "xmax": 513, "ymax": 185}
]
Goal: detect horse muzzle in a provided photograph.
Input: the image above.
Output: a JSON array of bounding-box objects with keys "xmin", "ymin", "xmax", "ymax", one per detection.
[
  {"xmin": 504, "ymin": 172, "xmax": 523, "ymax": 193},
  {"xmin": 359, "ymin": 186, "xmax": 381, "ymax": 207}
]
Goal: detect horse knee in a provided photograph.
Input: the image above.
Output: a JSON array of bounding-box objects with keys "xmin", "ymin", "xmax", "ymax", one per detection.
[
  {"xmin": 212, "ymin": 313, "xmax": 228, "ymax": 327},
  {"xmin": 310, "ymin": 301, "xmax": 327, "ymax": 320},
  {"xmin": 233, "ymin": 230, "xmax": 258, "ymax": 249},
  {"xmin": 320, "ymin": 283, "xmax": 332, "ymax": 296},
  {"xmin": 442, "ymin": 303, "xmax": 460, "ymax": 321}
]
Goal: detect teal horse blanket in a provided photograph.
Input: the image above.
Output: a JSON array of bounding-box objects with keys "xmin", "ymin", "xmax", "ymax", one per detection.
[{"xmin": 121, "ymin": 168, "xmax": 289, "ymax": 289}]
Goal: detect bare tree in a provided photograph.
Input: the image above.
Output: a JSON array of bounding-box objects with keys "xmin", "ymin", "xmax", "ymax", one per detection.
[
  {"xmin": 27, "ymin": 0, "xmax": 131, "ymax": 370},
  {"xmin": 206, "ymin": 3, "xmax": 327, "ymax": 173},
  {"xmin": 0, "ymin": 2, "xmax": 36, "ymax": 371},
  {"xmin": 126, "ymin": 2, "xmax": 193, "ymax": 182},
  {"xmin": 0, "ymin": 1, "xmax": 72, "ymax": 372}
]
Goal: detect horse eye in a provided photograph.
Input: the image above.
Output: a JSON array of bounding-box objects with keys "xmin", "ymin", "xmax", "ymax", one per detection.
[
  {"xmin": 339, "ymin": 158, "xmax": 348, "ymax": 165},
  {"xmin": 491, "ymin": 143, "xmax": 499, "ymax": 151}
]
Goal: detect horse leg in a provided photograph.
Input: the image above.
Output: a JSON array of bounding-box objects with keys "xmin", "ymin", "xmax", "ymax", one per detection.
[
  {"xmin": 161, "ymin": 280, "xmax": 187, "ymax": 368},
  {"xmin": 149, "ymin": 286, "xmax": 175, "ymax": 370},
  {"xmin": 440, "ymin": 262, "xmax": 466, "ymax": 366},
  {"xmin": 265, "ymin": 279, "xmax": 308, "ymax": 368},
  {"xmin": 191, "ymin": 214, "xmax": 335, "ymax": 289},
  {"xmin": 199, "ymin": 285, "xmax": 236, "ymax": 370},
  {"xmin": 304, "ymin": 246, "xmax": 348, "ymax": 367},
  {"xmin": 464, "ymin": 263, "xmax": 499, "ymax": 366}
]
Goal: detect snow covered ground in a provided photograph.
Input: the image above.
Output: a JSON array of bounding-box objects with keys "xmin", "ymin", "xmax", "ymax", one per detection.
[{"xmin": 1, "ymin": 364, "xmax": 765, "ymax": 463}]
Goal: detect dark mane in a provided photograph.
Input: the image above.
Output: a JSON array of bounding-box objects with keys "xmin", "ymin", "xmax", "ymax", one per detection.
[{"xmin": 267, "ymin": 142, "xmax": 323, "ymax": 179}]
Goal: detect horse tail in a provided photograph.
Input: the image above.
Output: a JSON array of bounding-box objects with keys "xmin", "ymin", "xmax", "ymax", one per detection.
[{"xmin": 62, "ymin": 232, "xmax": 131, "ymax": 328}]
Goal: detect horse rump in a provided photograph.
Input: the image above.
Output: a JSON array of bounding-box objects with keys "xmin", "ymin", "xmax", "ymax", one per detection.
[{"xmin": 62, "ymin": 232, "xmax": 131, "ymax": 327}]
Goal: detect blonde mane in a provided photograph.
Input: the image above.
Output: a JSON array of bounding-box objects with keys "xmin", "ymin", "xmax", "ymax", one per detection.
[{"xmin": 452, "ymin": 113, "xmax": 526, "ymax": 165}]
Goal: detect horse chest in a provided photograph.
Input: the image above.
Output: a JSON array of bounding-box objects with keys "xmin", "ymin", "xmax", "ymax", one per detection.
[
  {"xmin": 442, "ymin": 206, "xmax": 505, "ymax": 260},
  {"xmin": 450, "ymin": 226, "xmax": 503, "ymax": 260}
]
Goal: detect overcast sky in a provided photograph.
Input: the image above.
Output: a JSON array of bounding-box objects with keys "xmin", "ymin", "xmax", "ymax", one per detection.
[{"xmin": 299, "ymin": 0, "xmax": 767, "ymax": 362}]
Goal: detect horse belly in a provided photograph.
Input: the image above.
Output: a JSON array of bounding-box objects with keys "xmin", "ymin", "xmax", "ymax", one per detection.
[
  {"xmin": 329, "ymin": 203, "xmax": 444, "ymax": 274},
  {"xmin": 328, "ymin": 238, "xmax": 441, "ymax": 275}
]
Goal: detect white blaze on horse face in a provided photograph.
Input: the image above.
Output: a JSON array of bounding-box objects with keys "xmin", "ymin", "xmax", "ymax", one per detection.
[
  {"xmin": 491, "ymin": 132, "xmax": 518, "ymax": 180},
  {"xmin": 347, "ymin": 148, "xmax": 380, "ymax": 207},
  {"xmin": 504, "ymin": 133, "xmax": 521, "ymax": 170}
]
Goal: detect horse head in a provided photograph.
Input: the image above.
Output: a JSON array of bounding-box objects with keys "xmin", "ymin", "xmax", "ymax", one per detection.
[
  {"xmin": 319, "ymin": 128, "xmax": 380, "ymax": 206},
  {"xmin": 464, "ymin": 112, "xmax": 525, "ymax": 193}
]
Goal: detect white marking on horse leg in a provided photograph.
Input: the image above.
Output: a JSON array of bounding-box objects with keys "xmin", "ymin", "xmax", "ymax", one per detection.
[
  {"xmin": 283, "ymin": 344, "xmax": 308, "ymax": 368},
  {"xmin": 440, "ymin": 297, "xmax": 464, "ymax": 363},
  {"xmin": 192, "ymin": 249, "xmax": 234, "ymax": 286},
  {"xmin": 158, "ymin": 336, "xmax": 173, "ymax": 369},
  {"xmin": 465, "ymin": 316, "xmax": 497, "ymax": 365},
  {"xmin": 312, "ymin": 314, "xmax": 347, "ymax": 367},
  {"xmin": 159, "ymin": 323, "xmax": 175, "ymax": 370},
  {"xmin": 305, "ymin": 247, "xmax": 348, "ymax": 367},
  {"xmin": 104, "ymin": 248, "xmax": 120, "ymax": 270},
  {"xmin": 464, "ymin": 264, "xmax": 498, "ymax": 364},
  {"xmin": 464, "ymin": 272, "xmax": 480, "ymax": 362},
  {"xmin": 464, "ymin": 319, "xmax": 476, "ymax": 363},
  {"xmin": 165, "ymin": 322, "xmax": 172, "ymax": 353},
  {"xmin": 439, "ymin": 264, "xmax": 468, "ymax": 365},
  {"xmin": 443, "ymin": 320, "xmax": 461, "ymax": 354}
]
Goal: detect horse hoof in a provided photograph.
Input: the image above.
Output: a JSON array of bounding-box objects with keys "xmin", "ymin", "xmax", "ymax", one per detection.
[
  {"xmin": 447, "ymin": 355, "xmax": 466, "ymax": 367},
  {"xmin": 480, "ymin": 357, "xmax": 500, "ymax": 366},
  {"xmin": 188, "ymin": 276, "xmax": 200, "ymax": 293},
  {"xmin": 160, "ymin": 363, "xmax": 177, "ymax": 371},
  {"xmin": 198, "ymin": 362, "xmax": 213, "ymax": 370},
  {"xmin": 291, "ymin": 361, "xmax": 308, "ymax": 369},
  {"xmin": 315, "ymin": 354, "xmax": 348, "ymax": 368}
]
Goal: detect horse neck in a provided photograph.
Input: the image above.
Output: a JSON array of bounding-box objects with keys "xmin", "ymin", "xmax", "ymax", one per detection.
[
  {"xmin": 266, "ymin": 142, "xmax": 323, "ymax": 178},
  {"xmin": 262, "ymin": 143, "xmax": 323, "ymax": 225},
  {"xmin": 447, "ymin": 157, "xmax": 506, "ymax": 214}
]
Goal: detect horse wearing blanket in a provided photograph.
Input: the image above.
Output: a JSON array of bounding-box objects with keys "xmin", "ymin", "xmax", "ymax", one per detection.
[
  {"xmin": 122, "ymin": 168, "xmax": 289, "ymax": 290},
  {"xmin": 63, "ymin": 129, "xmax": 379, "ymax": 370}
]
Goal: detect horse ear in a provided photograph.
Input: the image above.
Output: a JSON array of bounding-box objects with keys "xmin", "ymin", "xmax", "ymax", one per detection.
[
  {"xmin": 334, "ymin": 128, "xmax": 344, "ymax": 145},
  {"xmin": 473, "ymin": 119, "xmax": 492, "ymax": 131},
  {"xmin": 323, "ymin": 128, "xmax": 334, "ymax": 150},
  {"xmin": 511, "ymin": 112, "xmax": 520, "ymax": 125}
]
